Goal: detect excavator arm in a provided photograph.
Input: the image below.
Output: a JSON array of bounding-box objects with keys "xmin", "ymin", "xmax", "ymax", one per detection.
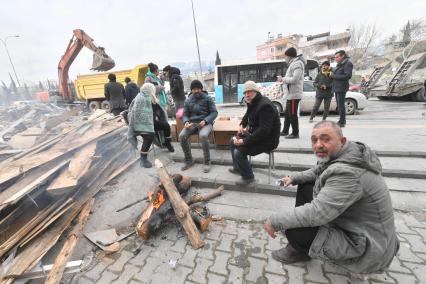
[{"xmin": 58, "ymin": 29, "xmax": 115, "ymax": 100}]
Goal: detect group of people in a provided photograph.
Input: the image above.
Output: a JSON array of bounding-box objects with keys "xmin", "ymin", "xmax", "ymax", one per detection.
[{"xmin": 105, "ymin": 50, "xmax": 398, "ymax": 277}]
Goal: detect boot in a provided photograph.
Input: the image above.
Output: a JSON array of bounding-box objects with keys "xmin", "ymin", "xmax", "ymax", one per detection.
[
  {"xmin": 181, "ymin": 160, "xmax": 195, "ymax": 171},
  {"xmin": 164, "ymin": 138, "xmax": 175, "ymax": 152},
  {"xmin": 140, "ymin": 153, "xmax": 152, "ymax": 168},
  {"xmin": 271, "ymin": 244, "xmax": 311, "ymax": 264},
  {"xmin": 203, "ymin": 161, "xmax": 211, "ymax": 173}
]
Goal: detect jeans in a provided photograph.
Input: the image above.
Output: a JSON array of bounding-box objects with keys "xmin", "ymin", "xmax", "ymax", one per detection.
[
  {"xmin": 335, "ymin": 92, "xmax": 347, "ymax": 124},
  {"xmin": 309, "ymin": 97, "xmax": 332, "ymax": 121},
  {"xmin": 179, "ymin": 123, "xmax": 212, "ymax": 163},
  {"xmin": 285, "ymin": 182, "xmax": 319, "ymax": 254},
  {"xmin": 282, "ymin": 99, "xmax": 301, "ymax": 135},
  {"xmin": 230, "ymin": 142, "xmax": 254, "ymax": 179}
]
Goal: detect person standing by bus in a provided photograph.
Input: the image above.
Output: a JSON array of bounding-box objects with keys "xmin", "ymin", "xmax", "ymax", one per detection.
[
  {"xmin": 309, "ymin": 61, "xmax": 333, "ymax": 122},
  {"xmin": 281, "ymin": 47, "xmax": 305, "ymax": 139}
]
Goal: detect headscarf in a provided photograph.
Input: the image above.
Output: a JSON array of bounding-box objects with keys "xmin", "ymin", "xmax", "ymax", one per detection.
[{"xmin": 140, "ymin": 82, "xmax": 158, "ymax": 104}]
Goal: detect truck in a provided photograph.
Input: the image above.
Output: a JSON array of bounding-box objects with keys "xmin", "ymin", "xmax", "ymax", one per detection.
[
  {"xmin": 366, "ymin": 52, "xmax": 426, "ymax": 102},
  {"xmin": 74, "ymin": 64, "xmax": 148, "ymax": 110}
]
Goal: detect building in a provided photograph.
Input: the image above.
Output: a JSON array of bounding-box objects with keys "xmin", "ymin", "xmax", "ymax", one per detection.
[{"xmin": 256, "ymin": 34, "xmax": 300, "ymax": 61}]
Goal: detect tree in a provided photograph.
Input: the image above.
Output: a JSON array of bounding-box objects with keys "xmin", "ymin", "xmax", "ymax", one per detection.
[
  {"xmin": 401, "ymin": 18, "xmax": 426, "ymax": 59},
  {"xmin": 401, "ymin": 21, "xmax": 411, "ymax": 46},
  {"xmin": 215, "ymin": 50, "xmax": 221, "ymax": 66},
  {"xmin": 348, "ymin": 23, "xmax": 380, "ymax": 66}
]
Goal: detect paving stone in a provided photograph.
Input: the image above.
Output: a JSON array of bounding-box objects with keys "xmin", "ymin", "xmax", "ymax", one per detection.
[
  {"xmin": 107, "ymin": 250, "xmax": 134, "ymax": 273},
  {"xmin": 133, "ymin": 257, "xmax": 162, "ymax": 283},
  {"xmin": 397, "ymin": 243, "xmax": 425, "ymax": 263},
  {"xmin": 245, "ymin": 257, "xmax": 266, "ymax": 282},
  {"xmin": 227, "ymin": 264, "xmax": 244, "ymax": 284},
  {"xmin": 216, "ymin": 233, "xmax": 236, "ymax": 253},
  {"xmin": 84, "ymin": 262, "xmax": 109, "ymax": 281},
  {"xmin": 72, "ymin": 276, "xmax": 94, "ymax": 284},
  {"xmin": 111, "ymin": 264, "xmax": 139, "ymax": 284},
  {"xmin": 180, "ymin": 244, "xmax": 198, "ymax": 268},
  {"xmin": 305, "ymin": 259, "xmax": 328, "ymax": 283},
  {"xmin": 265, "ymin": 273, "xmax": 287, "ymax": 284},
  {"xmin": 165, "ymin": 226, "xmax": 180, "ymax": 241},
  {"xmin": 128, "ymin": 246, "xmax": 153, "ymax": 267},
  {"xmin": 401, "ymin": 214, "xmax": 426, "ymax": 228},
  {"xmin": 234, "ymin": 228, "xmax": 252, "ymax": 244},
  {"xmin": 264, "ymin": 253, "xmax": 285, "ymax": 275},
  {"xmin": 207, "ymin": 272, "xmax": 227, "ymax": 284},
  {"xmin": 197, "ymin": 239, "xmax": 217, "ymax": 260},
  {"xmin": 188, "ymin": 257, "xmax": 213, "ymax": 283},
  {"xmin": 416, "ymin": 252, "xmax": 426, "ymax": 261},
  {"xmin": 266, "ymin": 236, "xmax": 284, "ymax": 251},
  {"xmin": 368, "ymin": 272, "xmax": 396, "ymax": 283},
  {"xmin": 388, "ymin": 272, "xmax": 418, "ymax": 284},
  {"xmin": 129, "ymin": 280, "xmax": 142, "ymax": 284},
  {"xmin": 399, "ymin": 233, "xmax": 426, "ymax": 253},
  {"xmin": 205, "ymin": 222, "xmax": 223, "ymax": 241},
  {"xmin": 394, "ymin": 217, "xmax": 417, "ymax": 235},
  {"xmin": 171, "ymin": 237, "xmax": 189, "ymax": 253},
  {"xmin": 210, "ymin": 251, "xmax": 231, "ymax": 275},
  {"xmin": 323, "ymin": 262, "xmax": 348, "ymax": 275},
  {"xmin": 150, "ymin": 261, "xmax": 192, "ymax": 284},
  {"xmin": 284, "ymin": 265, "xmax": 305, "ymax": 284},
  {"xmin": 248, "ymin": 237, "xmax": 267, "ymax": 259},
  {"xmin": 404, "ymin": 262, "xmax": 426, "ymax": 283},
  {"xmin": 388, "ymin": 257, "xmax": 412, "ymax": 274},
  {"xmin": 325, "ymin": 273, "xmax": 348, "ymax": 284},
  {"xmin": 411, "ymin": 227, "xmax": 426, "ymax": 242},
  {"xmin": 95, "ymin": 270, "xmax": 118, "ymax": 283},
  {"xmin": 222, "ymin": 220, "xmax": 238, "ymax": 235}
]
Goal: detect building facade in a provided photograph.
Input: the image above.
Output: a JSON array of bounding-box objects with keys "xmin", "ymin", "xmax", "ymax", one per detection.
[{"xmin": 256, "ymin": 34, "xmax": 300, "ymax": 61}]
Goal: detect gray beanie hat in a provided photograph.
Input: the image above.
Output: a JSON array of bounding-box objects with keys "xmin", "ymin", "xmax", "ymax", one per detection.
[{"xmin": 243, "ymin": 81, "xmax": 260, "ymax": 93}]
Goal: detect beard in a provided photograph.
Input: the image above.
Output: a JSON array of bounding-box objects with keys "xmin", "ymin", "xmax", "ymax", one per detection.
[{"xmin": 316, "ymin": 155, "xmax": 331, "ymax": 163}]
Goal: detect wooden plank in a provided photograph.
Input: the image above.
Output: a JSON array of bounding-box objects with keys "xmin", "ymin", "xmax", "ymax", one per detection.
[
  {"xmin": 187, "ymin": 186, "xmax": 224, "ymax": 205},
  {"xmin": 0, "ymin": 110, "xmax": 36, "ymax": 143},
  {"xmin": 44, "ymin": 199, "xmax": 94, "ymax": 284},
  {"xmin": 154, "ymin": 159, "xmax": 204, "ymax": 249},
  {"xmin": 8, "ymin": 127, "xmax": 43, "ymax": 149}
]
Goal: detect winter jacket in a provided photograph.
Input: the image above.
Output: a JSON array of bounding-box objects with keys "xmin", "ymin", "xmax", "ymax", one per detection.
[
  {"xmin": 239, "ymin": 94, "xmax": 281, "ymax": 156},
  {"xmin": 332, "ymin": 58, "xmax": 353, "ymax": 93},
  {"xmin": 124, "ymin": 82, "xmax": 139, "ymax": 105},
  {"xmin": 270, "ymin": 141, "xmax": 399, "ymax": 274},
  {"xmin": 313, "ymin": 71, "xmax": 333, "ymax": 98},
  {"xmin": 104, "ymin": 81, "xmax": 126, "ymax": 110},
  {"xmin": 182, "ymin": 91, "xmax": 218, "ymax": 124},
  {"xmin": 169, "ymin": 67, "xmax": 186, "ymax": 102},
  {"xmin": 283, "ymin": 55, "xmax": 305, "ymax": 100}
]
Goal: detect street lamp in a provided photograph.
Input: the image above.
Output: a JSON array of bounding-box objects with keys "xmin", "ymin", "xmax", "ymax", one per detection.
[
  {"xmin": 190, "ymin": 0, "xmax": 203, "ymax": 82},
  {"xmin": 1, "ymin": 35, "xmax": 21, "ymax": 87}
]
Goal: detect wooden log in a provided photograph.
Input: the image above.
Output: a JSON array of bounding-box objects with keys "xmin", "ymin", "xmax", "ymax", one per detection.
[
  {"xmin": 187, "ymin": 186, "xmax": 224, "ymax": 205},
  {"xmin": 154, "ymin": 159, "xmax": 204, "ymax": 249},
  {"xmin": 44, "ymin": 198, "xmax": 94, "ymax": 284}
]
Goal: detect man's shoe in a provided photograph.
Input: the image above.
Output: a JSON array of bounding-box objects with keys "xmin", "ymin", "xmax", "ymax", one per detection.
[
  {"xmin": 181, "ymin": 160, "xmax": 195, "ymax": 171},
  {"xmin": 280, "ymin": 132, "xmax": 289, "ymax": 137},
  {"xmin": 235, "ymin": 177, "xmax": 256, "ymax": 186},
  {"xmin": 164, "ymin": 139, "xmax": 175, "ymax": 152},
  {"xmin": 285, "ymin": 134, "xmax": 299, "ymax": 139},
  {"xmin": 228, "ymin": 168, "xmax": 240, "ymax": 175},
  {"xmin": 203, "ymin": 161, "xmax": 211, "ymax": 173},
  {"xmin": 271, "ymin": 244, "xmax": 311, "ymax": 264},
  {"xmin": 337, "ymin": 122, "xmax": 346, "ymax": 127},
  {"xmin": 309, "ymin": 119, "xmax": 314, "ymax": 123}
]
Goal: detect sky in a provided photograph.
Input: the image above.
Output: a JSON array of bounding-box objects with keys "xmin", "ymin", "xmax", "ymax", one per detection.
[{"xmin": 0, "ymin": 0, "xmax": 425, "ymax": 85}]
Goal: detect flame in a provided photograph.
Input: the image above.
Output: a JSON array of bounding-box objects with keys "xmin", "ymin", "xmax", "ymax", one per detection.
[{"xmin": 149, "ymin": 190, "xmax": 165, "ymax": 209}]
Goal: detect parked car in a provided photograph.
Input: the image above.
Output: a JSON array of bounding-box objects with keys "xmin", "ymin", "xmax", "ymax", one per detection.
[{"xmin": 240, "ymin": 81, "xmax": 367, "ymax": 116}]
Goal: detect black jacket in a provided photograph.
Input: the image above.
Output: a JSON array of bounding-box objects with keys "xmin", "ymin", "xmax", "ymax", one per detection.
[
  {"xmin": 332, "ymin": 58, "xmax": 353, "ymax": 93},
  {"xmin": 314, "ymin": 71, "xmax": 333, "ymax": 98},
  {"xmin": 124, "ymin": 82, "xmax": 139, "ymax": 105},
  {"xmin": 239, "ymin": 94, "xmax": 281, "ymax": 156},
  {"xmin": 169, "ymin": 67, "xmax": 185, "ymax": 101},
  {"xmin": 183, "ymin": 91, "xmax": 218, "ymax": 124},
  {"xmin": 104, "ymin": 81, "xmax": 126, "ymax": 109}
]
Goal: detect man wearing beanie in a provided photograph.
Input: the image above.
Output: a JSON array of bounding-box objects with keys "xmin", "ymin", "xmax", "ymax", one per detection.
[
  {"xmin": 179, "ymin": 80, "xmax": 218, "ymax": 173},
  {"xmin": 281, "ymin": 47, "xmax": 305, "ymax": 139},
  {"xmin": 230, "ymin": 81, "xmax": 281, "ymax": 186},
  {"xmin": 163, "ymin": 65, "xmax": 186, "ymax": 111}
]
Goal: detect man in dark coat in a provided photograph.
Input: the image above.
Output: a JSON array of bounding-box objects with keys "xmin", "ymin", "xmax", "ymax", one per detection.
[
  {"xmin": 309, "ymin": 61, "xmax": 334, "ymax": 122},
  {"xmin": 104, "ymin": 73, "xmax": 126, "ymax": 116},
  {"xmin": 230, "ymin": 81, "xmax": 281, "ymax": 186},
  {"xmin": 332, "ymin": 50, "xmax": 353, "ymax": 127},
  {"xmin": 163, "ymin": 65, "xmax": 186, "ymax": 111},
  {"xmin": 124, "ymin": 77, "xmax": 139, "ymax": 105}
]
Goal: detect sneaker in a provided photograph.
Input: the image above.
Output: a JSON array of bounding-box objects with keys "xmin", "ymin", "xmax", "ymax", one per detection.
[
  {"xmin": 271, "ymin": 244, "xmax": 311, "ymax": 264},
  {"xmin": 203, "ymin": 161, "xmax": 211, "ymax": 173},
  {"xmin": 235, "ymin": 177, "xmax": 256, "ymax": 186},
  {"xmin": 181, "ymin": 160, "xmax": 195, "ymax": 171},
  {"xmin": 280, "ymin": 132, "xmax": 289, "ymax": 137},
  {"xmin": 285, "ymin": 134, "xmax": 299, "ymax": 139},
  {"xmin": 228, "ymin": 168, "xmax": 240, "ymax": 175}
]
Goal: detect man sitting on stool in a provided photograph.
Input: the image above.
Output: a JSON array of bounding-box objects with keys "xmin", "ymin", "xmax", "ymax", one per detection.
[{"xmin": 230, "ymin": 81, "xmax": 281, "ymax": 186}]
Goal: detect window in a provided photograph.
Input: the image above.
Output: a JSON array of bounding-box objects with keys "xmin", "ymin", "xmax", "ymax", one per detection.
[{"xmin": 303, "ymin": 82, "xmax": 315, "ymax": 92}]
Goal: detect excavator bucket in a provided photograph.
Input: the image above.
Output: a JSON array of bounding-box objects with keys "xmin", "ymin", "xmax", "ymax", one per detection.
[{"xmin": 91, "ymin": 47, "xmax": 115, "ymax": 71}]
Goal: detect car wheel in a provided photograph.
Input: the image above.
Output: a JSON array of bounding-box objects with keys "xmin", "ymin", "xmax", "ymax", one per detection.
[
  {"xmin": 272, "ymin": 101, "xmax": 283, "ymax": 116},
  {"xmin": 345, "ymin": 98, "xmax": 357, "ymax": 115},
  {"xmin": 411, "ymin": 88, "xmax": 425, "ymax": 102},
  {"xmin": 239, "ymin": 97, "xmax": 247, "ymax": 106},
  {"xmin": 101, "ymin": 100, "xmax": 111, "ymax": 110},
  {"xmin": 88, "ymin": 100, "xmax": 101, "ymax": 111}
]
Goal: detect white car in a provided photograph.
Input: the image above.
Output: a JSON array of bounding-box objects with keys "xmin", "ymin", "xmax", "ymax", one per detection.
[{"xmin": 270, "ymin": 81, "xmax": 367, "ymax": 115}]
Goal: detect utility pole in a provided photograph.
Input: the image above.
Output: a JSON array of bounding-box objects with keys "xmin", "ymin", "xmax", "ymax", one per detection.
[
  {"xmin": 190, "ymin": 0, "xmax": 204, "ymax": 83},
  {"xmin": 1, "ymin": 35, "xmax": 21, "ymax": 87}
]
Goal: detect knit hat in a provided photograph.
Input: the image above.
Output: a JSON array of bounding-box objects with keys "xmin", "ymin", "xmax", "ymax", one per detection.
[
  {"xmin": 243, "ymin": 81, "xmax": 260, "ymax": 93},
  {"xmin": 284, "ymin": 47, "xmax": 297, "ymax": 57},
  {"xmin": 190, "ymin": 80, "xmax": 203, "ymax": 90},
  {"xmin": 140, "ymin": 83, "xmax": 158, "ymax": 104}
]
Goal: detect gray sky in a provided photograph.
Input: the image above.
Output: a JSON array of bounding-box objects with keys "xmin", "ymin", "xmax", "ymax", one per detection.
[{"xmin": 0, "ymin": 0, "xmax": 425, "ymax": 85}]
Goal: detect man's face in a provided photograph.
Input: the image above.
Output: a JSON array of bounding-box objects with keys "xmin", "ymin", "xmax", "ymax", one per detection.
[
  {"xmin": 322, "ymin": 65, "xmax": 330, "ymax": 72},
  {"xmin": 311, "ymin": 126, "xmax": 347, "ymax": 163},
  {"xmin": 244, "ymin": 91, "xmax": 257, "ymax": 103},
  {"xmin": 192, "ymin": 87, "xmax": 202, "ymax": 96},
  {"xmin": 335, "ymin": 53, "xmax": 344, "ymax": 63}
]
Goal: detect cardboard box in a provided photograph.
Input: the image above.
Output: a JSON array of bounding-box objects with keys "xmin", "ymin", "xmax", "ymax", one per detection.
[{"xmin": 213, "ymin": 120, "xmax": 240, "ymax": 146}]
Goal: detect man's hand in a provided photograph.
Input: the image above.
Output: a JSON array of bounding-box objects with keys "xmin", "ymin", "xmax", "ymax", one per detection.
[
  {"xmin": 238, "ymin": 125, "xmax": 245, "ymax": 134},
  {"xmin": 263, "ymin": 221, "xmax": 276, "ymax": 239},
  {"xmin": 279, "ymin": 176, "xmax": 294, "ymax": 187},
  {"xmin": 198, "ymin": 120, "xmax": 206, "ymax": 128},
  {"xmin": 184, "ymin": 122, "xmax": 191, "ymax": 129},
  {"xmin": 233, "ymin": 138, "xmax": 244, "ymax": 146}
]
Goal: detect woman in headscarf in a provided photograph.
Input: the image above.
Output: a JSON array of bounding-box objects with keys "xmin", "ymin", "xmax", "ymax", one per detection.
[{"xmin": 145, "ymin": 63, "xmax": 168, "ymax": 113}]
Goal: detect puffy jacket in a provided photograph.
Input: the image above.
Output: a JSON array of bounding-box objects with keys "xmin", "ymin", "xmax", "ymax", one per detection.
[
  {"xmin": 270, "ymin": 141, "xmax": 399, "ymax": 274},
  {"xmin": 283, "ymin": 55, "xmax": 305, "ymax": 100},
  {"xmin": 314, "ymin": 71, "xmax": 333, "ymax": 98},
  {"xmin": 182, "ymin": 91, "xmax": 218, "ymax": 124},
  {"xmin": 332, "ymin": 58, "xmax": 353, "ymax": 93},
  {"xmin": 169, "ymin": 67, "xmax": 186, "ymax": 101}
]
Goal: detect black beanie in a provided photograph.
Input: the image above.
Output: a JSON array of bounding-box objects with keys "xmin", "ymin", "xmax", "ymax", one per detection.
[
  {"xmin": 284, "ymin": 47, "xmax": 297, "ymax": 57},
  {"xmin": 190, "ymin": 80, "xmax": 203, "ymax": 90}
]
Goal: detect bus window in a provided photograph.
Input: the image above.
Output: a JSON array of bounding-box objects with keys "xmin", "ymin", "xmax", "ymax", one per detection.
[{"xmin": 238, "ymin": 64, "xmax": 258, "ymax": 83}]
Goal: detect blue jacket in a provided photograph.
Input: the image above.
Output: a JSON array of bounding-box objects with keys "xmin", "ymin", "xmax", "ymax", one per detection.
[
  {"xmin": 183, "ymin": 91, "xmax": 218, "ymax": 124},
  {"xmin": 332, "ymin": 58, "xmax": 353, "ymax": 93}
]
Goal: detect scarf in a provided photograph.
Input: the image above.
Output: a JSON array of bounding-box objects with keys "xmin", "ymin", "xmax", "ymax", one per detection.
[{"xmin": 146, "ymin": 70, "xmax": 168, "ymax": 110}]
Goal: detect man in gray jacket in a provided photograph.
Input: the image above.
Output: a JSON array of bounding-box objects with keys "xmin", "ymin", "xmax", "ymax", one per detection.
[
  {"xmin": 264, "ymin": 121, "xmax": 399, "ymax": 276},
  {"xmin": 281, "ymin": 47, "xmax": 305, "ymax": 139}
]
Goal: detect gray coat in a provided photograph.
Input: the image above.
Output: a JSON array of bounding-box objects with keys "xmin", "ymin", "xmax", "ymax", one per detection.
[
  {"xmin": 283, "ymin": 55, "xmax": 305, "ymax": 100},
  {"xmin": 104, "ymin": 81, "xmax": 126, "ymax": 110},
  {"xmin": 270, "ymin": 141, "xmax": 399, "ymax": 274}
]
